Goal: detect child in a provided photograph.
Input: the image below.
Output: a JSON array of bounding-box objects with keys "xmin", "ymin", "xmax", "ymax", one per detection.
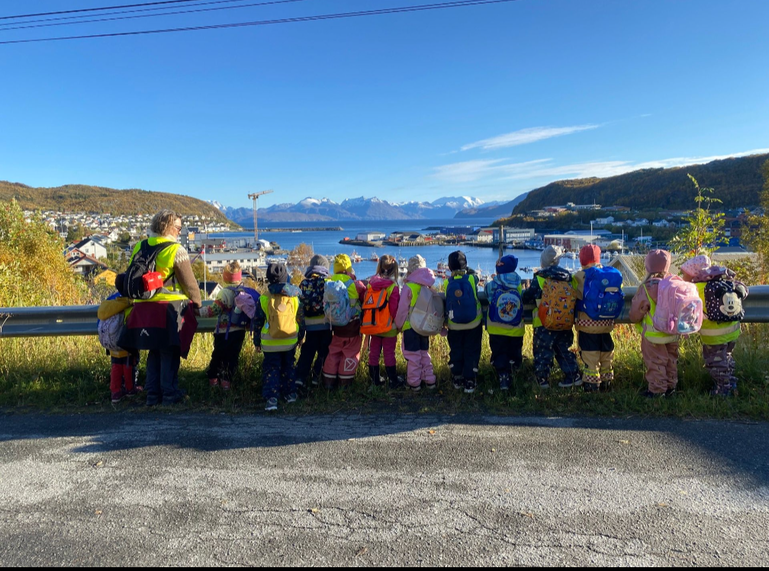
[
  {"xmin": 680, "ymin": 254, "xmax": 749, "ymax": 397},
  {"xmin": 296, "ymin": 255, "xmax": 333, "ymax": 388},
  {"xmin": 522, "ymin": 245, "xmax": 581, "ymax": 389},
  {"xmin": 98, "ymin": 292, "xmax": 142, "ymax": 403},
  {"xmin": 629, "ymin": 249, "xmax": 678, "ymax": 397},
  {"xmin": 364, "ymin": 255, "xmax": 404, "ymax": 389},
  {"xmin": 573, "ymin": 245, "xmax": 619, "ymax": 393},
  {"xmin": 322, "ymin": 254, "xmax": 367, "ymax": 390},
  {"xmin": 484, "ymin": 255, "xmax": 525, "ymax": 391},
  {"xmin": 395, "ymin": 255, "xmax": 438, "ymax": 391},
  {"xmin": 198, "ymin": 261, "xmax": 248, "ymax": 391},
  {"xmin": 252, "ymin": 262, "xmax": 304, "ymax": 411},
  {"xmin": 442, "ymin": 250, "xmax": 483, "ymax": 394}
]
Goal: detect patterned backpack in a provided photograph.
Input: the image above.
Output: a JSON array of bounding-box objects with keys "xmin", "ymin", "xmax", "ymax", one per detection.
[
  {"xmin": 488, "ymin": 278, "xmax": 523, "ymax": 327},
  {"xmin": 98, "ymin": 312, "xmax": 126, "ymax": 353},
  {"xmin": 652, "ymin": 275, "xmax": 703, "ymax": 335},
  {"xmin": 703, "ymin": 278, "xmax": 746, "ymax": 323},
  {"xmin": 323, "ymin": 278, "xmax": 356, "ymax": 327},
  {"xmin": 538, "ymin": 276, "xmax": 576, "ymax": 331}
]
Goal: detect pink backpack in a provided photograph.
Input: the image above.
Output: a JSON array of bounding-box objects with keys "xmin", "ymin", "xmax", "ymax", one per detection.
[{"xmin": 652, "ymin": 275, "xmax": 703, "ymax": 335}]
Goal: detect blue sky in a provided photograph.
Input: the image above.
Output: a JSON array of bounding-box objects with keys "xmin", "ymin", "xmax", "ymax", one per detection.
[{"xmin": 0, "ymin": 0, "xmax": 767, "ymax": 209}]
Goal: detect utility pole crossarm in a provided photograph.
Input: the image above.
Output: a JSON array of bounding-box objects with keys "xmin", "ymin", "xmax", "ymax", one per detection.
[{"xmin": 247, "ymin": 190, "xmax": 274, "ymax": 245}]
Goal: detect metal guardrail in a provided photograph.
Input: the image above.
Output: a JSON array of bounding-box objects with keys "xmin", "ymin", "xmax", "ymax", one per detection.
[{"xmin": 1, "ymin": 286, "xmax": 769, "ymax": 338}]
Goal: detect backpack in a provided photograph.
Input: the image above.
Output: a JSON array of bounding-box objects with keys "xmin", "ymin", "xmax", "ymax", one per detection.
[
  {"xmin": 323, "ymin": 279, "xmax": 356, "ymax": 327},
  {"xmin": 215, "ymin": 286, "xmax": 260, "ymax": 339},
  {"xmin": 409, "ymin": 286, "xmax": 445, "ymax": 337},
  {"xmin": 360, "ymin": 286, "xmax": 394, "ymax": 336},
  {"xmin": 703, "ymin": 278, "xmax": 745, "ymax": 322},
  {"xmin": 580, "ymin": 266, "xmax": 624, "ymax": 320},
  {"xmin": 301, "ymin": 275, "xmax": 326, "ymax": 318},
  {"xmin": 538, "ymin": 276, "xmax": 576, "ymax": 331},
  {"xmin": 652, "ymin": 275, "xmax": 703, "ymax": 335},
  {"xmin": 119, "ymin": 240, "xmax": 176, "ymax": 300},
  {"xmin": 266, "ymin": 293, "xmax": 297, "ymax": 339},
  {"xmin": 488, "ymin": 278, "xmax": 523, "ymax": 327},
  {"xmin": 98, "ymin": 312, "xmax": 126, "ymax": 353},
  {"xmin": 445, "ymin": 274, "xmax": 479, "ymax": 326}
]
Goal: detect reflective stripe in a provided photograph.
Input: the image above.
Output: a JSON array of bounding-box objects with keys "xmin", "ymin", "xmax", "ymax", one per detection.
[
  {"xmin": 699, "ymin": 322, "xmax": 740, "ymax": 336},
  {"xmin": 260, "ymin": 294, "xmax": 299, "ymax": 349},
  {"xmin": 305, "ymin": 315, "xmax": 327, "ymax": 326},
  {"xmin": 487, "ymin": 283, "xmax": 524, "ymax": 337},
  {"xmin": 641, "ymin": 284, "xmax": 677, "ymax": 344}
]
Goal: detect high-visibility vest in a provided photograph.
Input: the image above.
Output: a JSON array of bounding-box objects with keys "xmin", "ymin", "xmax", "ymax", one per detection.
[
  {"xmin": 128, "ymin": 237, "xmax": 187, "ymax": 303},
  {"xmin": 634, "ymin": 284, "xmax": 678, "ymax": 344},
  {"xmin": 401, "ymin": 282, "xmax": 420, "ymax": 332},
  {"xmin": 259, "ymin": 293, "xmax": 299, "ymax": 352},
  {"xmin": 695, "ymin": 282, "xmax": 741, "ymax": 345},
  {"xmin": 486, "ymin": 282, "xmax": 524, "ymax": 338}
]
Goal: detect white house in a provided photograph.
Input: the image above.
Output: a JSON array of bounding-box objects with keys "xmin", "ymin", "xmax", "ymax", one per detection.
[{"xmin": 71, "ymin": 237, "xmax": 107, "ymax": 260}]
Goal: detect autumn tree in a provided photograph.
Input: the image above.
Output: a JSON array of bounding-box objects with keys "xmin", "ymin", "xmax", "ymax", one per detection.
[
  {"xmin": 743, "ymin": 159, "xmax": 769, "ymax": 283},
  {"xmin": 288, "ymin": 243, "xmax": 314, "ymax": 273}
]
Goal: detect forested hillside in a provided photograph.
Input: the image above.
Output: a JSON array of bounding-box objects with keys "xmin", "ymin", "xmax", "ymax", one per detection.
[
  {"xmin": 512, "ymin": 153, "xmax": 769, "ymax": 214},
  {"xmin": 0, "ymin": 181, "xmax": 231, "ymax": 223}
]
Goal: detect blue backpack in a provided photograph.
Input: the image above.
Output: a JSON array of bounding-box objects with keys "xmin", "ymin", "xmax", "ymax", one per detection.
[
  {"xmin": 446, "ymin": 274, "xmax": 479, "ymax": 325},
  {"xmin": 488, "ymin": 278, "xmax": 523, "ymax": 327},
  {"xmin": 323, "ymin": 278, "xmax": 357, "ymax": 327},
  {"xmin": 216, "ymin": 285, "xmax": 260, "ymax": 338},
  {"xmin": 579, "ymin": 266, "xmax": 624, "ymax": 320}
]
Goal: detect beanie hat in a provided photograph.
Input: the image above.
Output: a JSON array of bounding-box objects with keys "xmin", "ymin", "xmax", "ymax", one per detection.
[
  {"xmin": 223, "ymin": 268, "xmax": 242, "ymax": 284},
  {"xmin": 266, "ymin": 262, "xmax": 288, "ymax": 285},
  {"xmin": 644, "ymin": 249, "xmax": 671, "ymax": 274},
  {"xmin": 448, "ymin": 251, "xmax": 467, "ymax": 272},
  {"xmin": 308, "ymin": 254, "xmax": 330, "ymax": 271},
  {"xmin": 680, "ymin": 254, "xmax": 711, "ymax": 279},
  {"xmin": 540, "ymin": 245, "xmax": 563, "ymax": 268},
  {"xmin": 495, "ymin": 255, "xmax": 518, "ymax": 275},
  {"xmin": 407, "ymin": 254, "xmax": 426, "ymax": 275},
  {"xmin": 334, "ymin": 254, "xmax": 353, "ymax": 274},
  {"xmin": 579, "ymin": 244, "xmax": 601, "ymax": 267}
]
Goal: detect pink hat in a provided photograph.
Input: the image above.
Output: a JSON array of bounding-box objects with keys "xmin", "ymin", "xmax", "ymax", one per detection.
[
  {"xmin": 223, "ymin": 269, "xmax": 242, "ymax": 284},
  {"xmin": 644, "ymin": 249, "xmax": 671, "ymax": 274},
  {"xmin": 680, "ymin": 255, "xmax": 711, "ymax": 278},
  {"xmin": 579, "ymin": 245, "xmax": 601, "ymax": 267}
]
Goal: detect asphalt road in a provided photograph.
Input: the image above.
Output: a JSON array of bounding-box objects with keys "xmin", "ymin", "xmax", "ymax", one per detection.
[{"xmin": 1, "ymin": 413, "xmax": 768, "ymax": 566}]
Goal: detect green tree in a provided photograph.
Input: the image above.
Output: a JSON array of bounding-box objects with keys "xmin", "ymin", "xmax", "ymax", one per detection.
[
  {"xmin": 743, "ymin": 159, "xmax": 769, "ymax": 283},
  {"xmin": 669, "ymin": 174, "xmax": 726, "ymax": 256},
  {"xmin": 66, "ymin": 223, "xmax": 85, "ymax": 243}
]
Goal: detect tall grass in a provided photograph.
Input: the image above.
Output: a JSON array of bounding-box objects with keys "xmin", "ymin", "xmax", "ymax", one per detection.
[{"xmin": 2, "ymin": 324, "xmax": 768, "ymax": 418}]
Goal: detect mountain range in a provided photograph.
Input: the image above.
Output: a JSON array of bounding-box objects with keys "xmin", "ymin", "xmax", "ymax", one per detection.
[{"xmin": 217, "ymin": 196, "xmax": 498, "ymax": 225}]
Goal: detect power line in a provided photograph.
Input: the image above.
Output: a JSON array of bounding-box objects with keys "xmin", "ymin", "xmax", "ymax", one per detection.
[
  {"xmin": 0, "ymin": 0, "xmax": 308, "ymax": 31},
  {"xmin": 0, "ymin": 0, "xmax": 209, "ymax": 21},
  {"xmin": 0, "ymin": 0, "xmax": 520, "ymax": 45}
]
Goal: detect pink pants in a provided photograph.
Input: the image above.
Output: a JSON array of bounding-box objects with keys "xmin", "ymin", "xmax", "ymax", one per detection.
[
  {"xmin": 368, "ymin": 335, "xmax": 397, "ymax": 367},
  {"xmin": 641, "ymin": 338, "xmax": 679, "ymax": 394},
  {"xmin": 323, "ymin": 335, "xmax": 362, "ymax": 384},
  {"xmin": 402, "ymin": 340, "xmax": 436, "ymax": 388}
]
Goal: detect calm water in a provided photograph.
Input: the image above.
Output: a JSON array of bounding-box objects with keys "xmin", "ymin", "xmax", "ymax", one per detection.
[{"xmin": 209, "ymin": 219, "xmax": 581, "ymax": 280}]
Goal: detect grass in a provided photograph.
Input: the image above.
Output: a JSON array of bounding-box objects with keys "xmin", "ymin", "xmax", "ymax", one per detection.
[{"xmin": 2, "ymin": 324, "xmax": 769, "ymax": 419}]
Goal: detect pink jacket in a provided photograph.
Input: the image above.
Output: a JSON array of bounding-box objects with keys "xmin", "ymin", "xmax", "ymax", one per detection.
[
  {"xmin": 395, "ymin": 268, "xmax": 435, "ymax": 330},
  {"xmin": 368, "ymin": 275, "xmax": 400, "ymax": 318}
]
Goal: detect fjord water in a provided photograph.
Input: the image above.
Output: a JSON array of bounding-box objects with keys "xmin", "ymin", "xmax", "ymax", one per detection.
[{"xmin": 210, "ymin": 219, "xmax": 577, "ymax": 279}]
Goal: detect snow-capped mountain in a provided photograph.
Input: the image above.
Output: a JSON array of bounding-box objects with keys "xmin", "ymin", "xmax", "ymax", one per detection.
[{"xmin": 206, "ymin": 200, "xmax": 225, "ymax": 211}]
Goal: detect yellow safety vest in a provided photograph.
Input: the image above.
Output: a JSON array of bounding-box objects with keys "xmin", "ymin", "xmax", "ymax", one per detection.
[
  {"xmin": 259, "ymin": 293, "xmax": 299, "ymax": 351},
  {"xmin": 128, "ymin": 237, "xmax": 187, "ymax": 303},
  {"xmin": 402, "ymin": 282, "xmax": 421, "ymax": 332},
  {"xmin": 695, "ymin": 282, "xmax": 741, "ymax": 345},
  {"xmin": 634, "ymin": 284, "xmax": 678, "ymax": 344},
  {"xmin": 486, "ymin": 282, "xmax": 524, "ymax": 338}
]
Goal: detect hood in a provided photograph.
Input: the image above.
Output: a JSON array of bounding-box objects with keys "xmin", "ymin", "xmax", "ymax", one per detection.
[
  {"xmin": 268, "ymin": 283, "xmax": 300, "ymax": 297},
  {"xmin": 536, "ymin": 265, "xmax": 571, "ymax": 282},
  {"xmin": 405, "ymin": 267, "xmax": 435, "ymax": 287},
  {"xmin": 369, "ymin": 276, "xmax": 395, "ymax": 291},
  {"xmin": 493, "ymin": 271, "xmax": 521, "ymax": 290},
  {"xmin": 304, "ymin": 265, "xmax": 329, "ymax": 279}
]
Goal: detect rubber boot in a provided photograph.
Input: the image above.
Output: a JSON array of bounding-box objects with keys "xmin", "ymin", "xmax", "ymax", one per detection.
[
  {"xmin": 323, "ymin": 374, "xmax": 337, "ymax": 390},
  {"xmin": 386, "ymin": 366, "xmax": 405, "ymax": 389},
  {"xmin": 369, "ymin": 365, "xmax": 383, "ymax": 387}
]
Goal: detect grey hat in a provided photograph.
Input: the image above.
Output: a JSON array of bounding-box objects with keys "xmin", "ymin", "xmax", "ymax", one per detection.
[
  {"xmin": 407, "ymin": 254, "xmax": 426, "ymax": 275},
  {"xmin": 308, "ymin": 254, "xmax": 330, "ymax": 270},
  {"xmin": 540, "ymin": 245, "xmax": 564, "ymax": 268}
]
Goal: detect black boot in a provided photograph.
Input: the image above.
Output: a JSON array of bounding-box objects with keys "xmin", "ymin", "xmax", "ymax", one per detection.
[
  {"xmin": 386, "ymin": 366, "xmax": 405, "ymax": 389},
  {"xmin": 369, "ymin": 365, "xmax": 383, "ymax": 387}
]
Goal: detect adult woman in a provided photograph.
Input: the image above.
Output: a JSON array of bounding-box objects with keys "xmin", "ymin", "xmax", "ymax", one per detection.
[{"xmin": 119, "ymin": 210, "xmax": 202, "ymax": 405}]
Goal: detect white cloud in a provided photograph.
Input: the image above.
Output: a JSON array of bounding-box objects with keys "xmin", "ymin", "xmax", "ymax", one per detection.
[
  {"xmin": 432, "ymin": 159, "xmax": 550, "ymax": 183},
  {"xmin": 461, "ymin": 125, "xmax": 600, "ymax": 152}
]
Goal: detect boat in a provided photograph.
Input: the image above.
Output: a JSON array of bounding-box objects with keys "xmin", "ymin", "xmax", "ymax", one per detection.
[
  {"xmin": 350, "ymin": 250, "xmax": 363, "ymax": 263},
  {"xmin": 370, "ymin": 253, "xmax": 380, "ymax": 262}
]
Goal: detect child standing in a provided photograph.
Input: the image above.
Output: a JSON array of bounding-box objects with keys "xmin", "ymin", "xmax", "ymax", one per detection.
[
  {"xmin": 97, "ymin": 293, "xmax": 142, "ymax": 403},
  {"xmin": 680, "ymin": 255, "xmax": 749, "ymax": 397},
  {"xmin": 198, "ymin": 262, "xmax": 249, "ymax": 391},
  {"xmin": 296, "ymin": 255, "xmax": 333, "ymax": 388},
  {"xmin": 629, "ymin": 249, "xmax": 679, "ymax": 397},
  {"xmin": 442, "ymin": 250, "xmax": 483, "ymax": 394},
  {"xmin": 363, "ymin": 255, "xmax": 404, "ymax": 389},
  {"xmin": 484, "ymin": 255, "xmax": 525, "ymax": 391},
  {"xmin": 395, "ymin": 255, "xmax": 438, "ymax": 391},
  {"xmin": 573, "ymin": 245, "xmax": 621, "ymax": 393},
  {"xmin": 252, "ymin": 262, "xmax": 304, "ymax": 411},
  {"xmin": 322, "ymin": 254, "xmax": 367, "ymax": 389},
  {"xmin": 522, "ymin": 245, "xmax": 581, "ymax": 389}
]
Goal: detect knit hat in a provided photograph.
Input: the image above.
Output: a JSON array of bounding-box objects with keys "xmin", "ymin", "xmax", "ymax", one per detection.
[
  {"xmin": 407, "ymin": 254, "xmax": 426, "ymax": 275},
  {"xmin": 266, "ymin": 262, "xmax": 288, "ymax": 285},
  {"xmin": 495, "ymin": 255, "xmax": 518, "ymax": 274},
  {"xmin": 540, "ymin": 245, "xmax": 564, "ymax": 268},
  {"xmin": 680, "ymin": 254, "xmax": 711, "ymax": 278},
  {"xmin": 579, "ymin": 244, "xmax": 601, "ymax": 267},
  {"xmin": 222, "ymin": 268, "xmax": 242, "ymax": 285},
  {"xmin": 644, "ymin": 249, "xmax": 671, "ymax": 274},
  {"xmin": 448, "ymin": 251, "xmax": 467, "ymax": 272},
  {"xmin": 308, "ymin": 254, "xmax": 330, "ymax": 271},
  {"xmin": 334, "ymin": 253, "xmax": 352, "ymax": 274}
]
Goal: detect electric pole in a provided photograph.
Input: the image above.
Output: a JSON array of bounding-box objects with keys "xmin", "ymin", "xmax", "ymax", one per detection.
[{"xmin": 247, "ymin": 190, "xmax": 274, "ymax": 245}]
